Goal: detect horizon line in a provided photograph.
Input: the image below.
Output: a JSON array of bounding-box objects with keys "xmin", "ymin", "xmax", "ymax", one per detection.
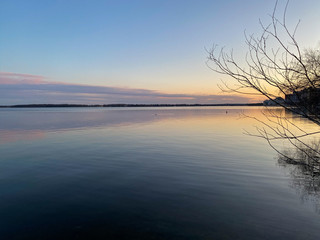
[{"xmin": 0, "ymin": 103, "xmax": 264, "ymax": 108}]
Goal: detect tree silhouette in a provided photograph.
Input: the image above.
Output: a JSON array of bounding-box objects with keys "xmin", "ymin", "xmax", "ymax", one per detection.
[{"xmin": 207, "ymin": 0, "xmax": 320, "ymax": 176}]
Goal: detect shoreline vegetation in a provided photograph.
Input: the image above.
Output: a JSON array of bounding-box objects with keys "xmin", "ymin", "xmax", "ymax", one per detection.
[{"xmin": 0, "ymin": 103, "xmax": 263, "ymax": 108}]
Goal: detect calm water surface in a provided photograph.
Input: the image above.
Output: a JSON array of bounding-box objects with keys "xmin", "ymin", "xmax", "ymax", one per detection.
[{"xmin": 0, "ymin": 107, "xmax": 319, "ymax": 239}]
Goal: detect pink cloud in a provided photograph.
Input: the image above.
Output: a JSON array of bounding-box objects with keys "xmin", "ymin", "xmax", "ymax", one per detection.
[
  {"xmin": 0, "ymin": 71, "xmax": 259, "ymax": 105},
  {"xmin": 0, "ymin": 72, "xmax": 47, "ymax": 84}
]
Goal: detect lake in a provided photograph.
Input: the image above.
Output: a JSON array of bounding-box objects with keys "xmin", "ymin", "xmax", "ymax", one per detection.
[{"xmin": 0, "ymin": 106, "xmax": 319, "ymax": 239}]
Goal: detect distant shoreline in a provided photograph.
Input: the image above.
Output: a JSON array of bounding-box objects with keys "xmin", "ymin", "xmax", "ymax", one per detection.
[{"xmin": 0, "ymin": 103, "xmax": 263, "ymax": 108}]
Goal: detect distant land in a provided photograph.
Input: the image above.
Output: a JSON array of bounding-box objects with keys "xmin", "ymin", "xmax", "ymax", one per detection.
[{"xmin": 0, "ymin": 103, "xmax": 263, "ymax": 108}]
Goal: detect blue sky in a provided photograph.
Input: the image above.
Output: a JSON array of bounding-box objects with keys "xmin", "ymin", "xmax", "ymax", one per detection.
[{"xmin": 1, "ymin": 0, "xmax": 319, "ymax": 104}]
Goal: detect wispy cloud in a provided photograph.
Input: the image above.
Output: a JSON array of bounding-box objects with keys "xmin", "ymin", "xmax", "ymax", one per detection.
[
  {"xmin": 0, "ymin": 72, "xmax": 257, "ymax": 105},
  {"xmin": 0, "ymin": 72, "xmax": 47, "ymax": 84}
]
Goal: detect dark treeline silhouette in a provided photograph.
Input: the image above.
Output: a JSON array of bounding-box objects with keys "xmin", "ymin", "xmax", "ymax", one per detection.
[{"xmin": 0, "ymin": 103, "xmax": 263, "ymax": 108}]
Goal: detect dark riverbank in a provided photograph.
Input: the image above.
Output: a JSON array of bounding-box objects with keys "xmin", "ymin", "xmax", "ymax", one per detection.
[{"xmin": 0, "ymin": 103, "xmax": 263, "ymax": 108}]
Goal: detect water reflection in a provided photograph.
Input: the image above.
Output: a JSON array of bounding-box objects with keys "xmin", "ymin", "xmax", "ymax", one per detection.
[
  {"xmin": 278, "ymin": 158, "xmax": 320, "ymax": 212},
  {"xmin": 0, "ymin": 129, "xmax": 45, "ymax": 144},
  {"xmin": 0, "ymin": 107, "xmax": 249, "ymax": 144},
  {"xmin": 256, "ymin": 107, "xmax": 320, "ymax": 212},
  {"xmin": 1, "ymin": 107, "xmax": 320, "ymax": 239}
]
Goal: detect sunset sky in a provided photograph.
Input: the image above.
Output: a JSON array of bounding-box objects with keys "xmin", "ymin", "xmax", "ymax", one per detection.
[{"xmin": 1, "ymin": 0, "xmax": 320, "ymax": 104}]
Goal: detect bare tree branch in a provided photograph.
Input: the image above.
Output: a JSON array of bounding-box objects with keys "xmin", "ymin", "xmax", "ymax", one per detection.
[{"xmin": 207, "ymin": 0, "xmax": 320, "ymax": 176}]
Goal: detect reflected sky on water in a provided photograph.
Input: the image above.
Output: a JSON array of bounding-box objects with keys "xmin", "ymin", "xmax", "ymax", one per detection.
[{"xmin": 0, "ymin": 107, "xmax": 319, "ymax": 239}]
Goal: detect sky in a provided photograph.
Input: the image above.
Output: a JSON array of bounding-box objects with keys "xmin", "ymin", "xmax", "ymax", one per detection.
[{"xmin": 1, "ymin": 0, "xmax": 320, "ymax": 105}]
